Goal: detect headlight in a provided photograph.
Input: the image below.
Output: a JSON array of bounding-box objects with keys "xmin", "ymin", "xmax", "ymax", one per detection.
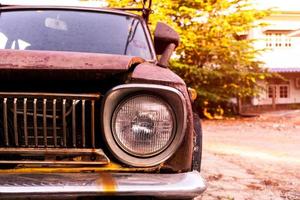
[
  {"xmin": 112, "ymin": 95, "xmax": 175, "ymax": 157},
  {"xmin": 102, "ymin": 84, "xmax": 187, "ymax": 167}
]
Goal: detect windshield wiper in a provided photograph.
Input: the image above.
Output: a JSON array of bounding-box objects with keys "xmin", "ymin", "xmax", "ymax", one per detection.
[{"xmin": 124, "ymin": 19, "xmax": 139, "ymax": 55}]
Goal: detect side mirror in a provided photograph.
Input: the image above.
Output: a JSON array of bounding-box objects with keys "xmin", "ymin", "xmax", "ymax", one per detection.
[{"xmin": 154, "ymin": 22, "xmax": 179, "ymax": 67}]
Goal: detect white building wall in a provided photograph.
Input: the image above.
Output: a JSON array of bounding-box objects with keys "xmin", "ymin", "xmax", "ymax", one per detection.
[
  {"xmin": 251, "ymin": 25, "xmax": 300, "ymax": 70},
  {"xmin": 290, "ymin": 79, "xmax": 300, "ymax": 103},
  {"xmin": 255, "ymin": 79, "xmax": 300, "ymax": 105}
]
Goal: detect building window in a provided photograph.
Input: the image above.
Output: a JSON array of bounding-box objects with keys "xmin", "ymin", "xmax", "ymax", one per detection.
[
  {"xmin": 279, "ymin": 85, "xmax": 289, "ymax": 98},
  {"xmin": 265, "ymin": 32, "xmax": 292, "ymax": 48},
  {"xmin": 268, "ymin": 85, "xmax": 289, "ymax": 99}
]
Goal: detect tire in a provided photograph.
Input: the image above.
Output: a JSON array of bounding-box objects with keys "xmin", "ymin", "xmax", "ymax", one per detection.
[{"xmin": 192, "ymin": 112, "xmax": 203, "ymax": 172}]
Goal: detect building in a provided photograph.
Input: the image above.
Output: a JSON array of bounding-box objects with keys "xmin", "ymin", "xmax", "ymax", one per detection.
[{"xmin": 244, "ymin": 11, "xmax": 300, "ymax": 112}]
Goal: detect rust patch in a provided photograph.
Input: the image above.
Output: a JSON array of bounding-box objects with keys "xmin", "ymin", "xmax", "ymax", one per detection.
[
  {"xmin": 0, "ymin": 161, "xmax": 159, "ymax": 174},
  {"xmin": 96, "ymin": 173, "xmax": 117, "ymax": 193},
  {"xmin": 131, "ymin": 63, "xmax": 185, "ymax": 85},
  {"xmin": 0, "ymin": 49, "xmax": 144, "ymax": 71}
]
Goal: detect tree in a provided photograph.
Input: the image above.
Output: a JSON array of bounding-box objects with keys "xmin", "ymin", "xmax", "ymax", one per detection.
[{"xmin": 107, "ymin": 0, "xmax": 271, "ymax": 116}]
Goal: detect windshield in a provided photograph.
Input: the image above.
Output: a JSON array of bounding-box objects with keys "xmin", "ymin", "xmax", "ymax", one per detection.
[{"xmin": 0, "ymin": 10, "xmax": 153, "ymax": 60}]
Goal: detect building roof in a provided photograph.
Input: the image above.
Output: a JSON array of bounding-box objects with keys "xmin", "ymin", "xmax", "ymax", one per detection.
[
  {"xmin": 288, "ymin": 29, "xmax": 300, "ymax": 37},
  {"xmin": 269, "ymin": 68, "xmax": 300, "ymax": 73}
]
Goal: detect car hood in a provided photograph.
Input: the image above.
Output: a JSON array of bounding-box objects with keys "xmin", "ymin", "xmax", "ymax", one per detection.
[{"xmin": 0, "ymin": 49, "xmax": 144, "ymax": 80}]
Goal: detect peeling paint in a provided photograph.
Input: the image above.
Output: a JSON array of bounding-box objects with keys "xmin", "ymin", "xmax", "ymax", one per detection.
[
  {"xmin": 0, "ymin": 49, "xmax": 144, "ymax": 71},
  {"xmin": 0, "ymin": 162, "xmax": 159, "ymax": 174}
]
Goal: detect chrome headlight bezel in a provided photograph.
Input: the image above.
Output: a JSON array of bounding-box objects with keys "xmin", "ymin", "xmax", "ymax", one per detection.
[{"xmin": 102, "ymin": 84, "xmax": 187, "ymax": 167}]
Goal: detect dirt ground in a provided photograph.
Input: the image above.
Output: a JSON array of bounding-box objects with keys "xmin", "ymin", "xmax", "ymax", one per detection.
[{"xmin": 198, "ymin": 110, "xmax": 300, "ymax": 200}]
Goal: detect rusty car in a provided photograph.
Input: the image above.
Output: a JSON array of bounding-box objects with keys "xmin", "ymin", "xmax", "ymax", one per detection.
[{"xmin": 0, "ymin": 0, "xmax": 206, "ymax": 199}]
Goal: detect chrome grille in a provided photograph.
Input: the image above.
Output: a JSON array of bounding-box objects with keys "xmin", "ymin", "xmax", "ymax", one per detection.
[{"xmin": 0, "ymin": 92, "xmax": 100, "ymax": 148}]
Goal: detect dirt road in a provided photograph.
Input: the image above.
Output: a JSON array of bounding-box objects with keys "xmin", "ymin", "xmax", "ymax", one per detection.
[{"xmin": 199, "ymin": 110, "xmax": 300, "ymax": 200}]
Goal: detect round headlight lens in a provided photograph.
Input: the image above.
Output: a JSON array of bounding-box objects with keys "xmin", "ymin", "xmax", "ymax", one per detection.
[{"xmin": 112, "ymin": 95, "xmax": 175, "ymax": 157}]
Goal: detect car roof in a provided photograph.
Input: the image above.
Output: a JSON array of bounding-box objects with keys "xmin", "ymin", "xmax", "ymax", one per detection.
[
  {"xmin": 0, "ymin": 0, "xmax": 108, "ymax": 7},
  {"xmin": 0, "ymin": 0, "xmax": 141, "ymax": 19}
]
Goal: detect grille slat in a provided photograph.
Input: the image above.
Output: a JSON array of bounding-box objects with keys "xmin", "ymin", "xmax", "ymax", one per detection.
[
  {"xmin": 43, "ymin": 99, "xmax": 47, "ymax": 147},
  {"xmin": 23, "ymin": 98, "xmax": 28, "ymax": 146},
  {"xmin": 53, "ymin": 99, "xmax": 57, "ymax": 147},
  {"xmin": 33, "ymin": 98, "xmax": 38, "ymax": 147},
  {"xmin": 91, "ymin": 100, "xmax": 95, "ymax": 148},
  {"xmin": 0, "ymin": 92, "xmax": 100, "ymax": 149},
  {"xmin": 72, "ymin": 100, "xmax": 76, "ymax": 148},
  {"xmin": 13, "ymin": 98, "xmax": 19, "ymax": 146},
  {"xmin": 82, "ymin": 100, "xmax": 86, "ymax": 148},
  {"xmin": 62, "ymin": 99, "xmax": 67, "ymax": 147},
  {"xmin": 3, "ymin": 98, "xmax": 9, "ymax": 146}
]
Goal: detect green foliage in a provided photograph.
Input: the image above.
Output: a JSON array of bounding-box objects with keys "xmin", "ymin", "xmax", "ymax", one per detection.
[{"xmin": 107, "ymin": 0, "xmax": 272, "ymax": 116}]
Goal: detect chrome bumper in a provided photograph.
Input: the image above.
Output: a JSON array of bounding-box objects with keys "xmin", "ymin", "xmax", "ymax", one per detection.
[{"xmin": 0, "ymin": 171, "xmax": 206, "ymax": 199}]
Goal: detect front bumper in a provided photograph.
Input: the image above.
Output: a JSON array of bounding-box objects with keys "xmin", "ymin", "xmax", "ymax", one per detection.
[{"xmin": 0, "ymin": 171, "xmax": 206, "ymax": 199}]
